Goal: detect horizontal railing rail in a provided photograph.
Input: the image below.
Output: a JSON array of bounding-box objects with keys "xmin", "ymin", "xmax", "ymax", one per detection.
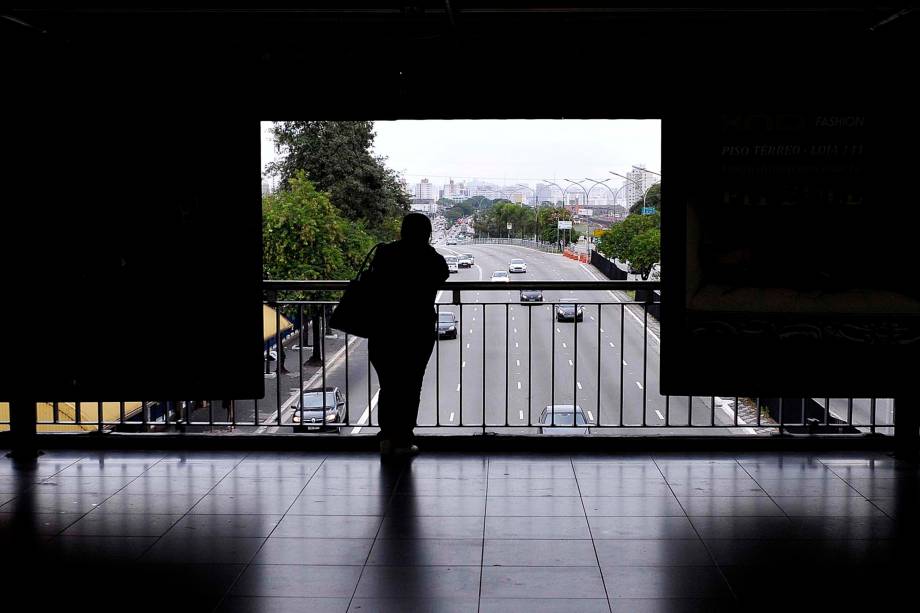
[{"xmin": 0, "ymin": 280, "xmax": 895, "ymax": 437}]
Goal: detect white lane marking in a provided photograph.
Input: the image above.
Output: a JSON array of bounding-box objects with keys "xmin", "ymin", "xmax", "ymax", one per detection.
[
  {"xmin": 636, "ymin": 381, "xmax": 644, "ymax": 390},
  {"xmin": 587, "ymin": 411, "xmax": 594, "ymax": 421},
  {"xmin": 513, "ymin": 328, "xmax": 518, "ymax": 334},
  {"xmin": 609, "ymin": 342, "xmax": 615, "ymax": 348},
  {"xmin": 449, "ymin": 412, "xmax": 455, "ymax": 423},
  {"xmin": 556, "ymin": 328, "xmax": 561, "ymax": 333},
  {"xmin": 474, "ymin": 307, "xmax": 479, "ymax": 311},
  {"xmin": 462, "ymin": 361, "xmax": 466, "ymax": 368},
  {"xmin": 350, "ymin": 388, "xmax": 381, "ymax": 435},
  {"xmin": 511, "ymin": 317, "xmax": 515, "ymax": 321},
  {"xmin": 257, "ymin": 334, "xmax": 361, "ymax": 433},
  {"xmin": 562, "ymin": 342, "xmax": 567, "ymax": 348},
  {"xmin": 578, "ymin": 261, "xmax": 660, "ymax": 345},
  {"xmin": 655, "ymin": 410, "xmax": 665, "ymax": 421},
  {"xmin": 519, "ymin": 410, "xmax": 524, "ymax": 420},
  {"xmin": 568, "ymin": 359, "xmax": 574, "ymax": 366},
  {"xmin": 516, "ymin": 359, "xmax": 520, "ymax": 366},
  {"xmin": 590, "ymin": 316, "xmax": 595, "ymax": 321},
  {"xmin": 600, "ymin": 328, "xmax": 605, "ymax": 333},
  {"xmin": 714, "ymin": 395, "xmax": 755, "ymax": 433},
  {"xmin": 623, "ymin": 360, "xmax": 628, "ymax": 366},
  {"xmin": 577, "ymin": 382, "xmax": 583, "ymax": 390},
  {"xmin": 515, "ymin": 342, "xmax": 519, "ymax": 348},
  {"xmin": 472, "ymin": 317, "xmax": 476, "ymax": 322},
  {"xmin": 517, "ymin": 381, "xmax": 522, "ymax": 390},
  {"xmin": 469, "ymin": 329, "xmax": 474, "ymax": 334},
  {"xmin": 456, "ymin": 384, "xmax": 461, "ymax": 392}
]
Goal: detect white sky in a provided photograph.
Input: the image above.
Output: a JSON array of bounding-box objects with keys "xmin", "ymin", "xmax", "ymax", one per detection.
[{"xmin": 261, "ymin": 119, "xmax": 660, "ymax": 188}]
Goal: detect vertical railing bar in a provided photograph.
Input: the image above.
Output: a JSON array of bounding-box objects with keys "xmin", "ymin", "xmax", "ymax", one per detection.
[
  {"xmin": 436, "ymin": 303, "xmax": 440, "ymax": 428},
  {"xmin": 619, "ymin": 305, "xmax": 624, "ymax": 427},
  {"xmin": 527, "ymin": 302, "xmax": 532, "ymax": 427},
  {"xmin": 734, "ymin": 396, "xmax": 740, "ymax": 427},
  {"xmin": 53, "ymin": 401, "xmax": 59, "ymax": 424},
  {"xmin": 97, "ymin": 400, "xmax": 103, "ymax": 432},
  {"xmin": 800, "ymin": 398, "xmax": 805, "ymax": 427},
  {"xmin": 367, "ymin": 344, "xmax": 372, "ymax": 427},
  {"xmin": 504, "ymin": 303, "xmax": 509, "ymax": 428},
  {"xmin": 596, "ymin": 304, "xmax": 601, "ymax": 428},
  {"xmin": 142, "ymin": 399, "xmax": 148, "ymax": 428},
  {"xmin": 711, "ymin": 396, "xmax": 716, "ymax": 427},
  {"xmin": 458, "ymin": 303, "xmax": 463, "ymax": 426},
  {"xmin": 119, "ymin": 401, "xmax": 125, "ymax": 426},
  {"xmin": 573, "ymin": 300, "xmax": 578, "ymax": 425},
  {"xmin": 688, "ymin": 396, "xmax": 693, "ymax": 427},
  {"xmin": 642, "ymin": 305, "xmax": 648, "ymax": 427},
  {"xmin": 299, "ymin": 304, "xmax": 305, "ymax": 426},
  {"xmin": 870, "ymin": 397, "xmax": 877, "ymax": 434},
  {"xmin": 778, "ymin": 397, "xmax": 784, "ymax": 435},
  {"xmin": 344, "ymin": 330, "xmax": 350, "ymax": 427},
  {"xmin": 482, "ymin": 303, "xmax": 486, "ymax": 433},
  {"xmin": 275, "ymin": 306, "xmax": 282, "ymax": 425},
  {"xmin": 664, "ymin": 395, "xmax": 670, "ymax": 427},
  {"xmin": 847, "ymin": 398, "xmax": 853, "ymax": 426},
  {"xmin": 755, "ymin": 397, "xmax": 761, "ymax": 427},
  {"xmin": 823, "ymin": 397, "xmax": 829, "ymax": 427},
  {"xmin": 75, "ymin": 401, "xmax": 81, "ymax": 425},
  {"xmin": 551, "ymin": 303, "xmax": 556, "ymax": 427},
  {"xmin": 321, "ymin": 305, "xmax": 327, "ymax": 428}
]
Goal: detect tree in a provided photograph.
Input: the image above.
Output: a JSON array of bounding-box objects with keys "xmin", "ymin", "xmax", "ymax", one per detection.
[
  {"xmin": 628, "ymin": 182, "xmax": 661, "ymax": 215},
  {"xmin": 262, "ymin": 171, "xmax": 375, "ymax": 362},
  {"xmin": 266, "ymin": 121, "xmax": 409, "ymax": 241},
  {"xmin": 628, "ymin": 227, "xmax": 661, "ymax": 279},
  {"xmin": 595, "ymin": 212, "xmax": 660, "ymax": 279},
  {"xmin": 535, "ymin": 207, "xmax": 580, "ymax": 244}
]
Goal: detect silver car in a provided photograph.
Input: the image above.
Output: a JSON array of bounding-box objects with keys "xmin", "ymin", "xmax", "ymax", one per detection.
[
  {"xmin": 292, "ymin": 387, "xmax": 346, "ymax": 432},
  {"xmin": 538, "ymin": 405, "xmax": 593, "ymax": 435}
]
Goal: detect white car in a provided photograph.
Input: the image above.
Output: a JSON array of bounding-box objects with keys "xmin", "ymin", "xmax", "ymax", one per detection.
[
  {"xmin": 491, "ymin": 270, "xmax": 510, "ymax": 282},
  {"xmin": 445, "ymin": 256, "xmax": 459, "ymax": 273},
  {"xmin": 458, "ymin": 254, "xmax": 474, "ymax": 267},
  {"xmin": 509, "ymin": 258, "xmax": 527, "ymax": 273}
]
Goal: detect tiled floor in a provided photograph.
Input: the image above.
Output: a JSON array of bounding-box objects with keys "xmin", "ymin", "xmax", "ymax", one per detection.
[{"xmin": 1, "ymin": 449, "xmax": 918, "ymax": 612}]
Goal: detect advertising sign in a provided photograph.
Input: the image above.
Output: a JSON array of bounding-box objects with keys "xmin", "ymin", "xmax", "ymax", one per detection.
[{"xmin": 557, "ymin": 220, "xmax": 572, "ymax": 230}]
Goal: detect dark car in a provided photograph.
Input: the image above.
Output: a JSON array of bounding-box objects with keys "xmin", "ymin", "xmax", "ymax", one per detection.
[
  {"xmin": 538, "ymin": 404, "xmax": 593, "ymax": 435},
  {"xmin": 519, "ymin": 289, "xmax": 543, "ymax": 302},
  {"xmin": 437, "ymin": 311, "xmax": 458, "ymax": 339},
  {"xmin": 556, "ymin": 299, "xmax": 584, "ymax": 322},
  {"xmin": 292, "ymin": 387, "xmax": 346, "ymax": 432}
]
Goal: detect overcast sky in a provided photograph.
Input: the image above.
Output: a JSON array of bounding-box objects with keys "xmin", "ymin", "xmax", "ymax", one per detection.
[{"xmin": 261, "ymin": 119, "xmax": 660, "ymax": 188}]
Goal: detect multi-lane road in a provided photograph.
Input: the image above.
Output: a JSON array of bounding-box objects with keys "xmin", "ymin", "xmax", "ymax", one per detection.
[{"xmin": 257, "ymin": 240, "xmax": 757, "ymax": 436}]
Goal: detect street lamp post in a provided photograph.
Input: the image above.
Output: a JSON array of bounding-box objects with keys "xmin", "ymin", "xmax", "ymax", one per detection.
[
  {"xmin": 610, "ymin": 170, "xmax": 659, "ymax": 214},
  {"xmin": 542, "ymin": 179, "xmax": 568, "ymax": 248},
  {"xmin": 563, "ymin": 179, "xmax": 590, "ymax": 247},
  {"xmin": 513, "ymin": 184, "xmax": 536, "ymax": 239}
]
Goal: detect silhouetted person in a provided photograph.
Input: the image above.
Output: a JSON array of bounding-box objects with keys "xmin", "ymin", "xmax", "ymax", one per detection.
[{"xmin": 368, "ymin": 213, "xmax": 448, "ymax": 457}]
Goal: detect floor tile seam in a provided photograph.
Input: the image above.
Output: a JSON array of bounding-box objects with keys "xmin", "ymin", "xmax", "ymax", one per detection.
[
  {"xmin": 570, "ymin": 456, "xmax": 614, "ymax": 613},
  {"xmin": 651, "ymin": 456, "xmax": 739, "ymax": 604},
  {"xmin": 476, "ymin": 456, "xmax": 490, "ymax": 613},
  {"xmin": 209, "ymin": 454, "xmax": 329, "ymax": 613}
]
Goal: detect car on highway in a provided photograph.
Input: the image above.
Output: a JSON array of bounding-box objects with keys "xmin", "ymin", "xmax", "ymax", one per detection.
[
  {"xmin": 436, "ymin": 311, "xmax": 458, "ymax": 339},
  {"xmin": 538, "ymin": 404, "xmax": 593, "ymax": 435},
  {"xmin": 491, "ymin": 270, "xmax": 510, "ymax": 282},
  {"xmin": 509, "ymin": 258, "xmax": 527, "ymax": 273},
  {"xmin": 519, "ymin": 289, "xmax": 543, "ymax": 302},
  {"xmin": 446, "ymin": 238, "xmax": 457, "ymax": 245},
  {"xmin": 458, "ymin": 254, "xmax": 474, "ymax": 267},
  {"xmin": 292, "ymin": 387, "xmax": 346, "ymax": 432},
  {"xmin": 556, "ymin": 299, "xmax": 584, "ymax": 322},
  {"xmin": 445, "ymin": 256, "xmax": 459, "ymax": 273}
]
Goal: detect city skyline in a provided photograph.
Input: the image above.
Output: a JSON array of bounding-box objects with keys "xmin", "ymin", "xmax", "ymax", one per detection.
[{"xmin": 261, "ymin": 119, "xmax": 661, "ymax": 192}]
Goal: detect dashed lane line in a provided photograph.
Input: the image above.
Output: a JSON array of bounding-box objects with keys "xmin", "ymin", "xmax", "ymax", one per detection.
[
  {"xmin": 636, "ymin": 381, "xmax": 644, "ymax": 390},
  {"xmin": 350, "ymin": 388, "xmax": 381, "ymax": 435}
]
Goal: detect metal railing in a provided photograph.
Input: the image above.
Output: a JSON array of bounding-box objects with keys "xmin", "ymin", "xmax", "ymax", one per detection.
[
  {"xmin": 464, "ymin": 238, "xmax": 561, "ymax": 253},
  {"xmin": 0, "ymin": 280, "xmax": 895, "ymax": 437}
]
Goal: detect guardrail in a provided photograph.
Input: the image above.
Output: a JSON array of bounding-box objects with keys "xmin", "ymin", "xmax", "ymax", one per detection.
[
  {"xmin": 1, "ymin": 279, "xmax": 894, "ymax": 438},
  {"xmin": 464, "ymin": 238, "xmax": 561, "ymax": 253}
]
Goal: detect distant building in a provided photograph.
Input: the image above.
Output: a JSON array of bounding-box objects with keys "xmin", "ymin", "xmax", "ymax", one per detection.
[
  {"xmin": 261, "ymin": 181, "xmax": 270, "ymax": 196},
  {"xmin": 625, "ymin": 165, "xmax": 659, "ymax": 209},
  {"xmin": 410, "ymin": 198, "xmax": 437, "ymax": 214},
  {"xmin": 415, "ymin": 178, "xmax": 436, "ymax": 201},
  {"xmin": 536, "ymin": 182, "xmax": 563, "ymax": 205}
]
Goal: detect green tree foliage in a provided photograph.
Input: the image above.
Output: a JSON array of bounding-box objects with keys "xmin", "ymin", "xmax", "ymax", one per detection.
[
  {"xmin": 535, "ymin": 206, "xmax": 581, "ymax": 244},
  {"xmin": 595, "ymin": 211, "xmax": 660, "ymax": 279},
  {"xmin": 628, "ymin": 182, "xmax": 661, "ymax": 215},
  {"xmin": 266, "ymin": 121, "xmax": 409, "ymax": 241},
  {"xmin": 444, "ymin": 196, "xmax": 494, "ymax": 223},
  {"xmin": 262, "ymin": 171, "xmax": 375, "ymax": 281}
]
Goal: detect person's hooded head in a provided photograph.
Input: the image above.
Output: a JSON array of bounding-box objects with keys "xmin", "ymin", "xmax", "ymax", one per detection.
[{"xmin": 399, "ymin": 212, "xmax": 432, "ymax": 245}]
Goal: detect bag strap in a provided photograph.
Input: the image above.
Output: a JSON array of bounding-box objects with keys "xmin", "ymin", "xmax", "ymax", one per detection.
[{"xmin": 354, "ymin": 242, "xmax": 385, "ymax": 280}]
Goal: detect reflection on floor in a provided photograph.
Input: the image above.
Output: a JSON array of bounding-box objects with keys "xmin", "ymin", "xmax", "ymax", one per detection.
[{"xmin": 1, "ymin": 449, "xmax": 918, "ymax": 612}]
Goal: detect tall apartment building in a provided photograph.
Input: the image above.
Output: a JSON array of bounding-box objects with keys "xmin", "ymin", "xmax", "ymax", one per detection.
[
  {"xmin": 415, "ymin": 178, "xmax": 436, "ymax": 201},
  {"xmin": 625, "ymin": 165, "xmax": 659, "ymax": 209},
  {"xmin": 535, "ymin": 182, "xmax": 563, "ymax": 205}
]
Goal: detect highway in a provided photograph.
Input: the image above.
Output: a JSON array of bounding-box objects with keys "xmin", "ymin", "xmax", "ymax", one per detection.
[{"xmin": 261, "ymin": 240, "xmax": 754, "ymax": 436}]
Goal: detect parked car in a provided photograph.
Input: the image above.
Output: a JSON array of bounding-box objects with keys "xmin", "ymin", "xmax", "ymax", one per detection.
[
  {"xmin": 556, "ymin": 299, "xmax": 584, "ymax": 322},
  {"xmin": 538, "ymin": 404, "xmax": 593, "ymax": 435},
  {"xmin": 292, "ymin": 387, "xmax": 346, "ymax": 432},
  {"xmin": 436, "ymin": 311, "xmax": 458, "ymax": 339},
  {"xmin": 509, "ymin": 258, "xmax": 527, "ymax": 273},
  {"xmin": 519, "ymin": 289, "xmax": 543, "ymax": 302},
  {"xmin": 445, "ymin": 256, "xmax": 459, "ymax": 273},
  {"xmin": 491, "ymin": 270, "xmax": 510, "ymax": 282},
  {"xmin": 458, "ymin": 254, "xmax": 474, "ymax": 267}
]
